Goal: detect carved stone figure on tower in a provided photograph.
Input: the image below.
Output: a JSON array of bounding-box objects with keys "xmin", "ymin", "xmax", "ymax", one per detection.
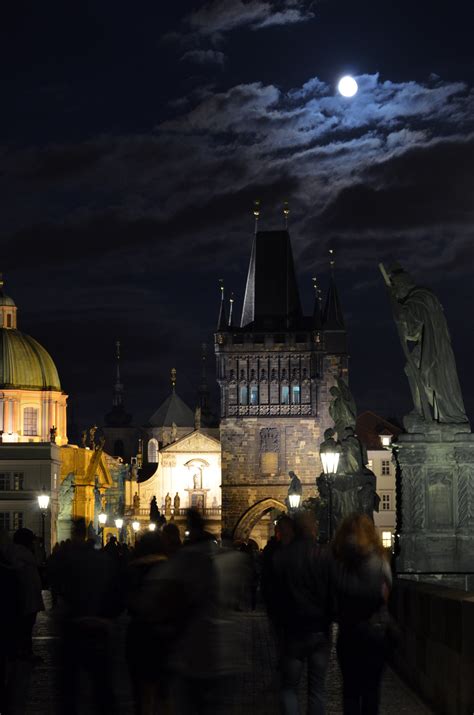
[{"xmin": 381, "ymin": 263, "xmax": 469, "ymax": 426}]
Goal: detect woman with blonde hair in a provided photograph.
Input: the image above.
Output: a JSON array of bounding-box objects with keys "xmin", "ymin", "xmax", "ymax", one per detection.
[{"xmin": 331, "ymin": 514, "xmax": 392, "ymax": 715}]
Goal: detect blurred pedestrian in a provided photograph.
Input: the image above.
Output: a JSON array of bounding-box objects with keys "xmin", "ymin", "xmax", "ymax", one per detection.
[
  {"xmin": 331, "ymin": 514, "xmax": 392, "ymax": 715},
  {"xmin": 272, "ymin": 512, "xmax": 331, "ymax": 715},
  {"xmin": 11, "ymin": 528, "xmax": 44, "ymax": 661},
  {"xmin": 0, "ymin": 531, "xmax": 22, "ymax": 713}
]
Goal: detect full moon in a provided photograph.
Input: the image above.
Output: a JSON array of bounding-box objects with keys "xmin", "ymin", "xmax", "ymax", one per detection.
[{"xmin": 338, "ymin": 75, "xmax": 358, "ymax": 97}]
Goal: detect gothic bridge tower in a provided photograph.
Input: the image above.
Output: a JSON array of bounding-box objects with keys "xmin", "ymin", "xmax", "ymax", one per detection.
[{"xmin": 215, "ymin": 229, "xmax": 348, "ymax": 541}]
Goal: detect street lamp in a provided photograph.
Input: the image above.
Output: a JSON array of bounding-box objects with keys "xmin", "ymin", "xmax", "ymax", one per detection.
[
  {"xmin": 287, "ymin": 471, "xmax": 302, "ymax": 512},
  {"xmin": 98, "ymin": 512, "xmax": 107, "ymax": 547},
  {"xmin": 148, "ymin": 522, "xmax": 156, "ymax": 531},
  {"xmin": 37, "ymin": 488, "xmax": 50, "ymax": 558},
  {"xmin": 114, "ymin": 517, "xmax": 124, "ymax": 530},
  {"xmin": 132, "ymin": 520, "xmax": 140, "ymax": 546},
  {"xmin": 320, "ymin": 439, "xmax": 341, "ymax": 541}
]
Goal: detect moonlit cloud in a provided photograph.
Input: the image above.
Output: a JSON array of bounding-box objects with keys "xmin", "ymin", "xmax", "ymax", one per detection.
[{"xmin": 187, "ymin": 0, "xmax": 315, "ymax": 35}]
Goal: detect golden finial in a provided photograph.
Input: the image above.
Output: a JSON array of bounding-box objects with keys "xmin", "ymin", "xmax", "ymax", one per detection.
[
  {"xmin": 171, "ymin": 367, "xmax": 177, "ymax": 389},
  {"xmin": 0, "ymin": 273, "xmax": 4, "ymax": 290},
  {"xmin": 228, "ymin": 292, "xmax": 234, "ymax": 327},
  {"xmin": 283, "ymin": 201, "xmax": 290, "ymax": 228},
  {"xmin": 253, "ymin": 199, "xmax": 261, "ymax": 233},
  {"xmin": 219, "ymin": 277, "xmax": 224, "ymax": 298}
]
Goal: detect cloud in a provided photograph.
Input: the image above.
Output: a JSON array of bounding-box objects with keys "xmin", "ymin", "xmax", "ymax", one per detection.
[
  {"xmin": 186, "ymin": 0, "xmax": 315, "ymax": 35},
  {"xmin": 180, "ymin": 49, "xmax": 226, "ymax": 66}
]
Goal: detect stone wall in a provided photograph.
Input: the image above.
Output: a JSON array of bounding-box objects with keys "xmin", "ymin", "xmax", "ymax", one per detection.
[
  {"xmin": 220, "ymin": 416, "xmax": 322, "ymax": 531},
  {"xmin": 391, "ymin": 577, "xmax": 474, "ymax": 715}
]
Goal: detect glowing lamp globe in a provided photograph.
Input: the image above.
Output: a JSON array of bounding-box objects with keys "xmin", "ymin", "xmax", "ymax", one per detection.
[
  {"xmin": 288, "ymin": 493, "xmax": 301, "ymax": 510},
  {"xmin": 338, "ymin": 75, "xmax": 358, "ymax": 98},
  {"xmin": 321, "ymin": 450, "xmax": 340, "ymax": 476},
  {"xmin": 148, "ymin": 522, "xmax": 156, "ymax": 531},
  {"xmin": 115, "ymin": 518, "xmax": 124, "ymax": 530},
  {"xmin": 98, "ymin": 512, "xmax": 107, "ymax": 526},
  {"xmin": 132, "ymin": 521, "xmax": 140, "ymax": 532},
  {"xmin": 37, "ymin": 493, "xmax": 50, "ymax": 511}
]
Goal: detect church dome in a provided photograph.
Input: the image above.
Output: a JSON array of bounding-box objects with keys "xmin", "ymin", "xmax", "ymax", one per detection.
[
  {"xmin": 0, "ymin": 292, "xmax": 16, "ymax": 307},
  {"xmin": 0, "ymin": 329, "xmax": 61, "ymax": 391}
]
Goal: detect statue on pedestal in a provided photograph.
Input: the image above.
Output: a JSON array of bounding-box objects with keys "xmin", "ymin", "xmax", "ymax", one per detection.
[
  {"xmin": 133, "ymin": 492, "xmax": 140, "ymax": 514},
  {"xmin": 50, "ymin": 426, "xmax": 57, "ymax": 444},
  {"xmin": 380, "ymin": 263, "xmax": 469, "ymax": 427},
  {"xmin": 174, "ymin": 492, "xmax": 181, "ymax": 512},
  {"xmin": 165, "ymin": 493, "xmax": 172, "ymax": 517},
  {"xmin": 150, "ymin": 496, "xmax": 160, "ymax": 523},
  {"xmin": 329, "ymin": 378, "xmax": 356, "ymax": 439}
]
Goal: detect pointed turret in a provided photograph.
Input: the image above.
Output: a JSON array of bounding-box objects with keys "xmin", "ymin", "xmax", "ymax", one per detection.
[
  {"xmin": 228, "ymin": 293, "xmax": 235, "ymax": 328},
  {"xmin": 217, "ymin": 279, "xmax": 227, "ymax": 331},
  {"xmin": 312, "ymin": 277, "xmax": 323, "ymax": 330},
  {"xmin": 240, "ymin": 230, "xmax": 303, "ymax": 330},
  {"xmin": 323, "ymin": 250, "xmax": 345, "ymax": 329},
  {"xmin": 104, "ymin": 340, "xmax": 132, "ymax": 427}
]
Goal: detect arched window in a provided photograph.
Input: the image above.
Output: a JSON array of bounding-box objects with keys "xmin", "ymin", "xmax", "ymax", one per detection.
[
  {"xmin": 291, "ymin": 385, "xmax": 301, "ymax": 405},
  {"xmin": 147, "ymin": 438, "xmax": 159, "ymax": 463},
  {"xmin": 23, "ymin": 407, "xmax": 38, "ymax": 436},
  {"xmin": 281, "ymin": 385, "xmax": 290, "ymax": 405},
  {"xmin": 114, "ymin": 439, "xmax": 124, "ymax": 458},
  {"xmin": 250, "ymin": 386, "xmax": 259, "ymax": 405},
  {"xmin": 239, "ymin": 385, "xmax": 248, "ymax": 405}
]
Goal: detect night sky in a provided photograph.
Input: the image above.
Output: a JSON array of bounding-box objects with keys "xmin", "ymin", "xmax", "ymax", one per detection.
[{"xmin": 2, "ymin": 0, "xmax": 474, "ymax": 431}]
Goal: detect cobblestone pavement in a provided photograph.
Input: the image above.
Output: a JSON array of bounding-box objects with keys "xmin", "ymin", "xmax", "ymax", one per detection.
[{"xmin": 20, "ymin": 598, "xmax": 432, "ymax": 714}]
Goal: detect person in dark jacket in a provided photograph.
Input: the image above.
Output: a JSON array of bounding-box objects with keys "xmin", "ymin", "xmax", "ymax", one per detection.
[
  {"xmin": 331, "ymin": 514, "xmax": 392, "ymax": 715},
  {"xmin": 271, "ymin": 512, "xmax": 331, "ymax": 715}
]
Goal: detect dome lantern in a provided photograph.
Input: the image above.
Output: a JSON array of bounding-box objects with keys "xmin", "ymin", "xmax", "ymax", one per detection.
[{"xmin": 0, "ymin": 276, "xmax": 17, "ymax": 330}]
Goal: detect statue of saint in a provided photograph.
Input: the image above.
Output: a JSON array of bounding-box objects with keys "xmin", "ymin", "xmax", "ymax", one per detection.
[
  {"xmin": 339, "ymin": 427, "xmax": 365, "ymax": 475},
  {"xmin": 329, "ymin": 378, "xmax": 357, "ymax": 439},
  {"xmin": 133, "ymin": 492, "xmax": 140, "ymax": 513},
  {"xmin": 381, "ymin": 263, "xmax": 469, "ymax": 425},
  {"xmin": 174, "ymin": 492, "xmax": 181, "ymax": 512},
  {"xmin": 81, "ymin": 430, "xmax": 87, "ymax": 448},
  {"xmin": 58, "ymin": 474, "xmax": 75, "ymax": 520},
  {"xmin": 89, "ymin": 425, "xmax": 97, "ymax": 449},
  {"xmin": 149, "ymin": 496, "xmax": 160, "ymax": 523},
  {"xmin": 288, "ymin": 470, "xmax": 302, "ymax": 497},
  {"xmin": 50, "ymin": 425, "xmax": 57, "ymax": 444},
  {"xmin": 165, "ymin": 492, "xmax": 172, "ymax": 516}
]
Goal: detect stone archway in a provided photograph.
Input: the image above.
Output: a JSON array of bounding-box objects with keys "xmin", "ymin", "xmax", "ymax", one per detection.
[{"xmin": 233, "ymin": 497, "xmax": 287, "ymax": 542}]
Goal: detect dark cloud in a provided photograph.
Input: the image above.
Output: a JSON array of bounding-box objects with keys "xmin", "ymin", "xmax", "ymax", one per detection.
[
  {"xmin": 186, "ymin": 0, "xmax": 316, "ymax": 35},
  {"xmin": 180, "ymin": 49, "xmax": 226, "ymax": 66}
]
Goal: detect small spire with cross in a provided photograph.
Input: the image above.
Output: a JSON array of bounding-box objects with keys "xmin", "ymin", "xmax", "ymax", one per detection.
[
  {"xmin": 228, "ymin": 292, "xmax": 235, "ymax": 328},
  {"xmin": 171, "ymin": 367, "xmax": 177, "ymax": 390},
  {"xmin": 283, "ymin": 201, "xmax": 290, "ymax": 229},
  {"xmin": 253, "ymin": 199, "xmax": 261, "ymax": 234}
]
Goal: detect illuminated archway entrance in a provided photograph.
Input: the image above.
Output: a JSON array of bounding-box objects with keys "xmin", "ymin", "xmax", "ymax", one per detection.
[{"xmin": 233, "ymin": 497, "xmax": 287, "ymax": 544}]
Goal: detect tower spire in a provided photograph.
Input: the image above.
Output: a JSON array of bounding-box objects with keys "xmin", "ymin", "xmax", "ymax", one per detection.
[
  {"xmin": 312, "ymin": 276, "xmax": 323, "ymax": 329},
  {"xmin": 283, "ymin": 201, "xmax": 290, "ymax": 229},
  {"xmin": 217, "ymin": 278, "xmax": 227, "ymax": 330},
  {"xmin": 171, "ymin": 367, "xmax": 177, "ymax": 392},
  {"xmin": 228, "ymin": 292, "xmax": 235, "ymax": 328},
  {"xmin": 112, "ymin": 340, "xmax": 124, "ymax": 407},
  {"xmin": 323, "ymin": 248, "xmax": 345, "ymax": 329},
  {"xmin": 253, "ymin": 200, "xmax": 261, "ymax": 234}
]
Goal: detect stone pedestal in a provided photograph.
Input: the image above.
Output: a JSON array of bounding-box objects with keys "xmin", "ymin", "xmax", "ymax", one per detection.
[{"xmin": 397, "ymin": 422, "xmax": 474, "ymax": 573}]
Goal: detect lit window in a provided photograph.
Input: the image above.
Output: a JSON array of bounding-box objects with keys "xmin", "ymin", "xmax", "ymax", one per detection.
[
  {"xmin": 23, "ymin": 408, "xmax": 38, "ymax": 436},
  {"xmin": 381, "ymin": 435, "xmax": 392, "ymax": 447},
  {"xmin": 147, "ymin": 439, "xmax": 159, "ymax": 463},
  {"xmin": 281, "ymin": 385, "xmax": 289, "ymax": 404},
  {"xmin": 382, "ymin": 531, "xmax": 392, "ymax": 548},
  {"xmin": 239, "ymin": 385, "xmax": 248, "ymax": 405},
  {"xmin": 13, "ymin": 473, "xmax": 24, "ymax": 491},
  {"xmin": 0, "ymin": 513, "xmax": 10, "ymax": 531},
  {"xmin": 381, "ymin": 460, "xmax": 391, "ymax": 476},
  {"xmin": 250, "ymin": 386, "xmax": 259, "ymax": 405},
  {"xmin": 367, "ymin": 459, "xmax": 373, "ymax": 470},
  {"xmin": 382, "ymin": 493, "xmax": 391, "ymax": 511},
  {"xmin": 0, "ymin": 473, "xmax": 10, "ymax": 490},
  {"xmin": 13, "ymin": 512, "xmax": 23, "ymax": 530},
  {"xmin": 291, "ymin": 385, "xmax": 300, "ymax": 404}
]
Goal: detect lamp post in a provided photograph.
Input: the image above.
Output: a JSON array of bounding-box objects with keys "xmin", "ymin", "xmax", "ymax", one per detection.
[
  {"xmin": 132, "ymin": 520, "xmax": 140, "ymax": 546},
  {"xmin": 98, "ymin": 511, "xmax": 107, "ymax": 547},
  {"xmin": 287, "ymin": 471, "xmax": 302, "ymax": 513},
  {"xmin": 37, "ymin": 489, "xmax": 50, "ymax": 558},
  {"xmin": 320, "ymin": 442, "xmax": 341, "ymax": 542}
]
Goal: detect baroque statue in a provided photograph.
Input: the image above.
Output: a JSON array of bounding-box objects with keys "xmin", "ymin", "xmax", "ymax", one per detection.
[
  {"xmin": 380, "ymin": 263, "xmax": 469, "ymax": 426},
  {"xmin": 329, "ymin": 378, "xmax": 356, "ymax": 439},
  {"xmin": 165, "ymin": 492, "xmax": 172, "ymax": 516},
  {"xmin": 174, "ymin": 492, "xmax": 181, "ymax": 512}
]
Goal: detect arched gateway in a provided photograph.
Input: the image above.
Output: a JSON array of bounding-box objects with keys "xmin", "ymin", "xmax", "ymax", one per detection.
[{"xmin": 233, "ymin": 498, "xmax": 287, "ymax": 542}]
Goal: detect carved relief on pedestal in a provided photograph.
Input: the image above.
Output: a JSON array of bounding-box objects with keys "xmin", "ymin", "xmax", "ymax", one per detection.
[
  {"xmin": 427, "ymin": 471, "xmax": 452, "ymax": 528},
  {"xmin": 457, "ymin": 463, "xmax": 474, "ymax": 530}
]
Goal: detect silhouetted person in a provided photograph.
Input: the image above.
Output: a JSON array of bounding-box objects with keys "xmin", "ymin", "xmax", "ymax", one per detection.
[
  {"xmin": 262, "ymin": 516, "xmax": 295, "ymax": 627},
  {"xmin": 331, "ymin": 514, "xmax": 392, "ymax": 715},
  {"xmin": 126, "ymin": 531, "xmax": 170, "ymax": 715},
  {"xmin": 0, "ymin": 531, "xmax": 22, "ymax": 713},
  {"xmin": 54, "ymin": 518, "xmax": 119, "ymax": 715},
  {"xmin": 272, "ymin": 512, "xmax": 331, "ymax": 715},
  {"xmin": 12, "ymin": 528, "xmax": 44, "ymax": 660},
  {"xmin": 161, "ymin": 522, "xmax": 182, "ymax": 556}
]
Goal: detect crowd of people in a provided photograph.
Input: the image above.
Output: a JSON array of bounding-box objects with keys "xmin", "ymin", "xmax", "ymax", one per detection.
[{"xmin": 0, "ymin": 509, "xmax": 394, "ymax": 715}]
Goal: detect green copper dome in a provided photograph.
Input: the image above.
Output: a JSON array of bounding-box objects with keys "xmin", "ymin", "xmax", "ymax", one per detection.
[{"xmin": 0, "ymin": 329, "xmax": 61, "ymax": 391}]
